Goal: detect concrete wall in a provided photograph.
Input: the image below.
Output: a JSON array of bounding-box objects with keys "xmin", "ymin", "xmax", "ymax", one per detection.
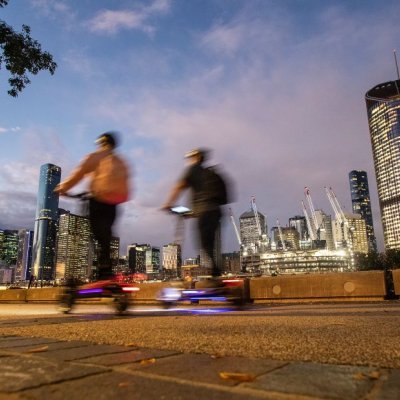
[
  {"xmin": 250, "ymin": 271, "xmax": 386, "ymax": 300},
  {"xmin": 0, "ymin": 271, "xmax": 390, "ymax": 303},
  {"xmin": 393, "ymin": 269, "xmax": 400, "ymax": 295}
]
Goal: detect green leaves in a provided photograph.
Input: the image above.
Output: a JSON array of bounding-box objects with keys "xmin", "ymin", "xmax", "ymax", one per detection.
[{"xmin": 0, "ymin": 2, "xmax": 57, "ymax": 97}]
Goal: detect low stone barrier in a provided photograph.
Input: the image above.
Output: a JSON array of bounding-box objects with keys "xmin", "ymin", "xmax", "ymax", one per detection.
[
  {"xmin": 0, "ymin": 271, "xmax": 390, "ymax": 303},
  {"xmin": 25, "ymin": 287, "xmax": 63, "ymax": 302},
  {"xmin": 250, "ymin": 271, "xmax": 387, "ymax": 301},
  {"xmin": 0, "ymin": 289, "xmax": 27, "ymax": 302},
  {"xmin": 393, "ymin": 269, "xmax": 400, "ymax": 295}
]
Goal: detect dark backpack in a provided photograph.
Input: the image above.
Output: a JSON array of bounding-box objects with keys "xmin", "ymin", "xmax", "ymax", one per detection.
[{"xmin": 201, "ymin": 166, "xmax": 229, "ymax": 206}]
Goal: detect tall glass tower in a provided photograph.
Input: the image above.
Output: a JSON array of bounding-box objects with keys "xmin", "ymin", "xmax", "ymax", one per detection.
[
  {"xmin": 365, "ymin": 79, "xmax": 400, "ymax": 249},
  {"xmin": 32, "ymin": 163, "xmax": 61, "ymax": 281},
  {"xmin": 348, "ymin": 170, "xmax": 376, "ymax": 252}
]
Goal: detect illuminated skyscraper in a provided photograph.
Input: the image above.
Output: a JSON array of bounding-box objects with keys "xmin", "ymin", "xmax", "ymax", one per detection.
[
  {"xmin": 32, "ymin": 163, "xmax": 61, "ymax": 281},
  {"xmin": 239, "ymin": 209, "xmax": 266, "ymax": 248},
  {"xmin": 365, "ymin": 79, "xmax": 400, "ymax": 249},
  {"xmin": 348, "ymin": 170, "xmax": 377, "ymax": 251},
  {"xmin": 56, "ymin": 212, "xmax": 92, "ymax": 281},
  {"xmin": 162, "ymin": 243, "xmax": 182, "ymax": 278},
  {"xmin": 1, "ymin": 230, "xmax": 19, "ymax": 266},
  {"xmin": 16, "ymin": 230, "xmax": 34, "ymax": 281},
  {"xmin": 127, "ymin": 243, "xmax": 147, "ymax": 274},
  {"xmin": 332, "ymin": 213, "xmax": 369, "ymax": 254}
]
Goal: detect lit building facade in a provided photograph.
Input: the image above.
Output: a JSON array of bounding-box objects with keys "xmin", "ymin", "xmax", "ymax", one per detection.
[
  {"xmin": 222, "ymin": 252, "xmax": 241, "ymax": 274},
  {"xmin": 145, "ymin": 246, "xmax": 161, "ymax": 276},
  {"xmin": 32, "ymin": 163, "xmax": 61, "ymax": 281},
  {"xmin": 56, "ymin": 212, "xmax": 92, "ymax": 281},
  {"xmin": 1, "ymin": 230, "xmax": 19, "ymax": 267},
  {"xmin": 15, "ymin": 230, "xmax": 34, "ymax": 281},
  {"xmin": 127, "ymin": 243, "xmax": 147, "ymax": 274},
  {"xmin": 365, "ymin": 80, "xmax": 400, "ymax": 249},
  {"xmin": 332, "ymin": 213, "xmax": 368, "ymax": 254},
  {"xmin": 240, "ymin": 209, "xmax": 267, "ymax": 251},
  {"xmin": 162, "ymin": 243, "xmax": 182, "ymax": 278},
  {"xmin": 289, "ymin": 216, "xmax": 308, "ymax": 240},
  {"xmin": 314, "ymin": 210, "xmax": 335, "ymax": 251},
  {"xmin": 349, "ymin": 170, "xmax": 377, "ymax": 251}
]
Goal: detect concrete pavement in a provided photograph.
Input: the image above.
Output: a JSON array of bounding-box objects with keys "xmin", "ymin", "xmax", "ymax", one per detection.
[{"xmin": 0, "ymin": 302, "xmax": 400, "ymax": 399}]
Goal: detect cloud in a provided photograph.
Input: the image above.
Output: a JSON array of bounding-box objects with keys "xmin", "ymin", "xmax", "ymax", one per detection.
[
  {"xmin": 30, "ymin": 0, "xmax": 74, "ymax": 20},
  {"xmin": 0, "ymin": 126, "xmax": 21, "ymax": 134},
  {"xmin": 86, "ymin": 0, "xmax": 171, "ymax": 35},
  {"xmin": 62, "ymin": 49, "xmax": 98, "ymax": 78},
  {"xmin": 83, "ymin": 3, "xmax": 400, "ymax": 254}
]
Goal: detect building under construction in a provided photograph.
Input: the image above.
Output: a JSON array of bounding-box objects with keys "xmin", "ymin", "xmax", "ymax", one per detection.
[{"xmin": 231, "ymin": 189, "xmax": 368, "ymax": 275}]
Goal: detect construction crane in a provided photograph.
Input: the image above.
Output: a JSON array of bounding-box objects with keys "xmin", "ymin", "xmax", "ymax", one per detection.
[
  {"xmin": 251, "ymin": 196, "xmax": 262, "ymax": 237},
  {"xmin": 325, "ymin": 187, "xmax": 343, "ymax": 224},
  {"xmin": 229, "ymin": 208, "xmax": 242, "ymax": 247},
  {"xmin": 301, "ymin": 200, "xmax": 316, "ymax": 241},
  {"xmin": 304, "ymin": 187, "xmax": 323, "ymax": 240},
  {"xmin": 276, "ymin": 219, "xmax": 287, "ymax": 251},
  {"xmin": 325, "ymin": 186, "xmax": 352, "ymax": 249}
]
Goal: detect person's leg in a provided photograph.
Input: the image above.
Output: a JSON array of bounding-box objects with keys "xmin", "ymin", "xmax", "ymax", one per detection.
[
  {"xmin": 89, "ymin": 199, "xmax": 116, "ymax": 280},
  {"xmin": 198, "ymin": 209, "xmax": 221, "ymax": 277}
]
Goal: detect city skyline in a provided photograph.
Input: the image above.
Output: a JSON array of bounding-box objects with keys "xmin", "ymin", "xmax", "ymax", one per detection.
[{"xmin": 1, "ymin": 1, "xmax": 400, "ymax": 256}]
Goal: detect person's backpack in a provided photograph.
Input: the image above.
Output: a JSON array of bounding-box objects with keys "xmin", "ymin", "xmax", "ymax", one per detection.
[
  {"xmin": 201, "ymin": 166, "xmax": 230, "ymax": 206},
  {"xmin": 92, "ymin": 153, "xmax": 130, "ymax": 204}
]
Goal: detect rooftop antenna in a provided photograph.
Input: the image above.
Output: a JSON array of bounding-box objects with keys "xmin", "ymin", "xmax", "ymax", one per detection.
[{"xmin": 394, "ymin": 49, "xmax": 400, "ymax": 96}]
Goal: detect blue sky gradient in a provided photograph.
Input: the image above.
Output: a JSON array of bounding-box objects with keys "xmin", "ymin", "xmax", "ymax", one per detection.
[{"xmin": 1, "ymin": 0, "xmax": 400, "ymax": 256}]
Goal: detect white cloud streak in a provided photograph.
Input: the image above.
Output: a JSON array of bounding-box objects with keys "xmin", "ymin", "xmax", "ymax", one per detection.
[{"xmin": 86, "ymin": 0, "xmax": 171, "ymax": 35}]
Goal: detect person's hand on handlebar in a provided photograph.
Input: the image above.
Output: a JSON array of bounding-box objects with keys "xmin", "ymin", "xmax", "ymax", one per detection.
[{"xmin": 54, "ymin": 184, "xmax": 67, "ymax": 195}]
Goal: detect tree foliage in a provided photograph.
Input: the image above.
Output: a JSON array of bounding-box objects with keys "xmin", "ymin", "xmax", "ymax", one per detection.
[
  {"xmin": 0, "ymin": 0, "xmax": 57, "ymax": 96},
  {"xmin": 355, "ymin": 249, "xmax": 400, "ymax": 271}
]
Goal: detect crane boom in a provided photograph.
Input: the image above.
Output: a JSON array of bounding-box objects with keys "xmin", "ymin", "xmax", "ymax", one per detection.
[
  {"xmin": 325, "ymin": 187, "xmax": 342, "ymax": 224},
  {"xmin": 251, "ymin": 196, "xmax": 262, "ymax": 236},
  {"xmin": 277, "ymin": 219, "xmax": 287, "ymax": 251},
  {"xmin": 330, "ymin": 187, "xmax": 347, "ymax": 223},
  {"xmin": 304, "ymin": 187, "xmax": 319, "ymax": 232},
  {"xmin": 229, "ymin": 208, "xmax": 242, "ymax": 246},
  {"xmin": 302, "ymin": 200, "xmax": 316, "ymax": 241}
]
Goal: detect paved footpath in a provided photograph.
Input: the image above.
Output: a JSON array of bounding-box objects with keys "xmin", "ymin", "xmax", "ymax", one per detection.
[{"xmin": 0, "ymin": 302, "xmax": 399, "ymax": 399}]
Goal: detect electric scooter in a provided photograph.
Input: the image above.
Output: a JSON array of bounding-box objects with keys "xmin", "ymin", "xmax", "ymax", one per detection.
[
  {"xmin": 59, "ymin": 278, "xmax": 139, "ymax": 315},
  {"xmin": 157, "ymin": 206, "xmax": 246, "ymax": 308},
  {"xmin": 57, "ymin": 193, "xmax": 140, "ymax": 315}
]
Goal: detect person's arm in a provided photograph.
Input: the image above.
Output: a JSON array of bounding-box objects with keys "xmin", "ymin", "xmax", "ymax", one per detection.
[
  {"xmin": 161, "ymin": 179, "xmax": 188, "ymax": 210},
  {"xmin": 54, "ymin": 154, "xmax": 95, "ymax": 194}
]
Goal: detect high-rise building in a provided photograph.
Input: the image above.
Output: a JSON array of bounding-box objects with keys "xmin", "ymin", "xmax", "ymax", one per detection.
[
  {"xmin": 332, "ymin": 213, "xmax": 369, "ymax": 254},
  {"xmin": 365, "ymin": 80, "xmax": 400, "ymax": 249},
  {"xmin": 145, "ymin": 246, "xmax": 161, "ymax": 276},
  {"xmin": 349, "ymin": 170, "xmax": 377, "ymax": 252},
  {"xmin": 314, "ymin": 210, "xmax": 335, "ymax": 251},
  {"xmin": 0, "ymin": 230, "xmax": 4, "ymax": 258},
  {"xmin": 15, "ymin": 230, "xmax": 34, "ymax": 282},
  {"xmin": 127, "ymin": 243, "xmax": 147, "ymax": 274},
  {"xmin": 162, "ymin": 243, "xmax": 182, "ymax": 278},
  {"xmin": 32, "ymin": 163, "xmax": 61, "ymax": 281},
  {"xmin": 222, "ymin": 252, "xmax": 241, "ymax": 274},
  {"xmin": 56, "ymin": 212, "xmax": 92, "ymax": 281},
  {"xmin": 1, "ymin": 230, "xmax": 19, "ymax": 266},
  {"xmin": 240, "ymin": 209, "xmax": 266, "ymax": 249},
  {"xmin": 289, "ymin": 216, "xmax": 308, "ymax": 240}
]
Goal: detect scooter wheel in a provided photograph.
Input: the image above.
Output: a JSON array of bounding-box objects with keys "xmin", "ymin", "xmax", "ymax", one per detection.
[
  {"xmin": 59, "ymin": 293, "xmax": 75, "ymax": 314},
  {"xmin": 114, "ymin": 294, "xmax": 129, "ymax": 315},
  {"xmin": 162, "ymin": 301, "xmax": 175, "ymax": 309}
]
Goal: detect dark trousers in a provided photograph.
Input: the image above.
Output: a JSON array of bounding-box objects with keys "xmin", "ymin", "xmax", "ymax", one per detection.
[
  {"xmin": 198, "ymin": 209, "xmax": 222, "ymax": 277},
  {"xmin": 89, "ymin": 198, "xmax": 116, "ymax": 280}
]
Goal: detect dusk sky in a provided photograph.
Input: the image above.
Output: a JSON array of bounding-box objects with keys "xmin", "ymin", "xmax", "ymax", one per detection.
[{"xmin": 1, "ymin": 0, "xmax": 400, "ymax": 257}]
